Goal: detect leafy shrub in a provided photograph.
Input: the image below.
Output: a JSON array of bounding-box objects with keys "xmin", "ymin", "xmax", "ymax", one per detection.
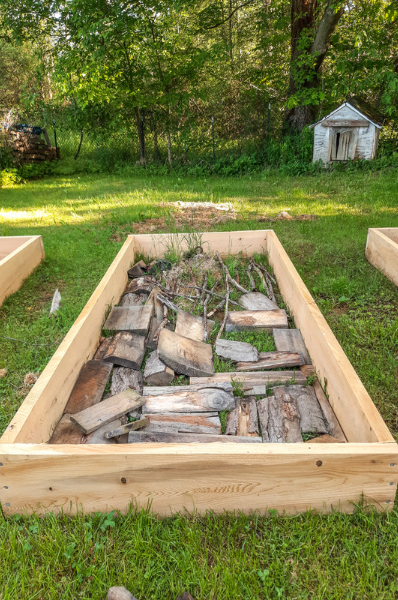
[{"xmin": 0, "ymin": 168, "xmax": 22, "ymax": 187}]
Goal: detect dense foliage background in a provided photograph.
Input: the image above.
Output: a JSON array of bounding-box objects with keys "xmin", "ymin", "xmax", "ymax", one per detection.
[{"xmin": 0, "ymin": 0, "xmax": 397, "ymax": 175}]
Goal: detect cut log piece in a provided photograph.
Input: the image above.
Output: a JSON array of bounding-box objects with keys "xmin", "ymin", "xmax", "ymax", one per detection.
[
  {"xmin": 105, "ymin": 417, "xmax": 150, "ymax": 439},
  {"xmin": 190, "ymin": 370, "xmax": 307, "ymax": 386},
  {"xmin": 142, "ymin": 412, "xmax": 221, "ymax": 435},
  {"xmin": 312, "ymin": 380, "xmax": 347, "ymax": 441},
  {"xmin": 225, "ymin": 309, "xmax": 288, "ymax": 332},
  {"xmin": 64, "ymin": 360, "xmax": 113, "ymax": 414},
  {"xmin": 111, "ymin": 366, "xmax": 143, "ymax": 395},
  {"xmin": 103, "ymin": 332, "xmax": 146, "ymax": 370},
  {"xmin": 146, "ymin": 317, "xmax": 173, "ymax": 350},
  {"xmin": 272, "ymin": 387, "xmax": 303, "ymax": 443},
  {"xmin": 277, "ymin": 385, "xmax": 328, "ymax": 434},
  {"xmin": 49, "ymin": 414, "xmax": 86, "ymax": 444},
  {"xmin": 119, "ymin": 293, "xmax": 147, "ymax": 308},
  {"xmin": 257, "ymin": 398, "xmax": 269, "ymax": 442},
  {"xmin": 142, "ymin": 389, "xmax": 236, "ymax": 413},
  {"xmin": 273, "ymin": 328, "xmax": 311, "ymax": 365},
  {"xmin": 304, "ymin": 434, "xmax": 341, "ymax": 444},
  {"xmin": 93, "ymin": 337, "xmax": 113, "ymax": 360},
  {"xmin": 127, "ymin": 260, "xmax": 146, "ymax": 279},
  {"xmin": 236, "ymin": 351, "xmax": 304, "ymax": 371},
  {"xmin": 175, "ymin": 310, "xmax": 215, "ymax": 342},
  {"xmin": 215, "ymin": 339, "xmax": 258, "ymax": 363},
  {"xmin": 104, "ymin": 305, "xmax": 153, "ymax": 335},
  {"xmin": 239, "ymin": 292, "xmax": 278, "ymax": 311},
  {"xmin": 225, "ymin": 397, "xmax": 259, "ymax": 437},
  {"xmin": 125, "ymin": 276, "xmax": 154, "ymax": 295},
  {"xmin": 70, "ymin": 388, "xmax": 144, "ymax": 434},
  {"xmin": 158, "ymin": 329, "xmax": 214, "ymax": 377},
  {"xmin": 142, "ymin": 382, "xmax": 233, "ymax": 396},
  {"xmin": 128, "ymin": 431, "xmax": 262, "ymax": 443},
  {"xmin": 110, "ymin": 366, "xmax": 143, "ymax": 418},
  {"xmin": 144, "ymin": 350, "xmax": 174, "ymax": 386}
]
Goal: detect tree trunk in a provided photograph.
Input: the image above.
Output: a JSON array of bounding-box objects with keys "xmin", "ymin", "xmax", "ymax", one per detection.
[
  {"xmin": 285, "ymin": 0, "xmax": 346, "ymax": 131},
  {"xmin": 74, "ymin": 130, "xmax": 84, "ymax": 160},
  {"xmin": 136, "ymin": 106, "xmax": 146, "ymax": 165},
  {"xmin": 166, "ymin": 131, "xmax": 172, "ymax": 167}
]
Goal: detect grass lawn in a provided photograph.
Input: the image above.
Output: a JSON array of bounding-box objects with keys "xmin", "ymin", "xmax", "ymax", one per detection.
[{"xmin": 0, "ymin": 170, "xmax": 398, "ymax": 599}]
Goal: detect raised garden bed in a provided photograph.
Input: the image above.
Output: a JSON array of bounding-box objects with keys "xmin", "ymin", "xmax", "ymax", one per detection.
[
  {"xmin": 0, "ymin": 235, "xmax": 45, "ymax": 307},
  {"xmin": 366, "ymin": 228, "xmax": 398, "ymax": 287},
  {"xmin": 0, "ymin": 230, "xmax": 396, "ymax": 516}
]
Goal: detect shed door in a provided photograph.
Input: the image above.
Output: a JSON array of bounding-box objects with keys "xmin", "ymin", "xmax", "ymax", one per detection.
[{"xmin": 330, "ymin": 130, "xmax": 352, "ymax": 161}]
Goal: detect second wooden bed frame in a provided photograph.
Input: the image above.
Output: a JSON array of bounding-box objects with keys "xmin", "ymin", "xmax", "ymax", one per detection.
[{"xmin": 0, "ymin": 230, "xmax": 396, "ymax": 516}]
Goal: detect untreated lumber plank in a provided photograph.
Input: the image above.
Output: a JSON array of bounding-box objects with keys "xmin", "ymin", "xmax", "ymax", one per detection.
[
  {"xmin": 190, "ymin": 370, "xmax": 307, "ymax": 386},
  {"xmin": 239, "ymin": 292, "xmax": 278, "ymax": 311},
  {"xmin": 225, "ymin": 398, "xmax": 259, "ymax": 437},
  {"xmin": 104, "ymin": 305, "xmax": 153, "ymax": 335},
  {"xmin": 175, "ymin": 310, "xmax": 215, "ymax": 342},
  {"xmin": 128, "ymin": 431, "xmax": 262, "ymax": 443},
  {"xmin": 70, "ymin": 389, "xmax": 144, "ymax": 434},
  {"xmin": 236, "ymin": 351, "xmax": 304, "ymax": 371},
  {"xmin": 312, "ymin": 380, "xmax": 347, "ymax": 442},
  {"xmin": 143, "ymin": 412, "xmax": 221, "ymax": 435},
  {"xmin": 103, "ymin": 332, "xmax": 146, "ymax": 370},
  {"xmin": 225, "ymin": 309, "xmax": 288, "ymax": 332},
  {"xmin": 273, "ymin": 328, "xmax": 312, "ymax": 365},
  {"xmin": 144, "ymin": 350, "xmax": 174, "ymax": 385},
  {"xmin": 142, "ymin": 389, "xmax": 236, "ymax": 413},
  {"xmin": 142, "ymin": 382, "xmax": 233, "ymax": 396},
  {"xmin": 158, "ymin": 328, "xmax": 214, "ymax": 377},
  {"xmin": 64, "ymin": 360, "xmax": 113, "ymax": 414},
  {"xmin": 215, "ymin": 339, "xmax": 258, "ymax": 363}
]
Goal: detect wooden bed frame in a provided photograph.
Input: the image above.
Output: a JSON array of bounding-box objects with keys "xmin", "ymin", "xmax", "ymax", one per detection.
[
  {"xmin": 366, "ymin": 228, "xmax": 398, "ymax": 287},
  {"xmin": 0, "ymin": 236, "xmax": 44, "ymax": 307},
  {"xmin": 0, "ymin": 230, "xmax": 396, "ymax": 516}
]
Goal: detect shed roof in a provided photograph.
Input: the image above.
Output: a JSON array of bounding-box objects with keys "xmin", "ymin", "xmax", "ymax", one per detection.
[{"xmin": 309, "ymin": 99, "xmax": 384, "ymax": 129}]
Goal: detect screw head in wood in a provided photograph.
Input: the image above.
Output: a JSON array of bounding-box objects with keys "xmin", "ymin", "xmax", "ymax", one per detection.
[
  {"xmin": 316, "ymin": 460, "xmax": 322, "ymax": 467},
  {"xmin": 121, "ymin": 477, "xmax": 127, "ymax": 484}
]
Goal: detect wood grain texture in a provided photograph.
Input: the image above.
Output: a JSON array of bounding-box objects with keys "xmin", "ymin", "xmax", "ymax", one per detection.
[
  {"xmin": 312, "ymin": 380, "xmax": 346, "ymax": 442},
  {"xmin": 273, "ymin": 329, "xmax": 311, "ymax": 365},
  {"xmin": 64, "ymin": 360, "xmax": 113, "ymax": 414},
  {"xmin": 239, "ymin": 292, "xmax": 278, "ymax": 311},
  {"xmin": 175, "ymin": 310, "xmax": 214, "ymax": 342},
  {"xmin": 48, "ymin": 414, "xmax": 86, "ymax": 444},
  {"xmin": 142, "ymin": 382, "xmax": 233, "ymax": 396},
  {"xmin": 70, "ymin": 389, "xmax": 144, "ymax": 434},
  {"xmin": 144, "ymin": 351, "xmax": 174, "ymax": 386},
  {"xmin": 225, "ymin": 309, "xmax": 288, "ymax": 332},
  {"xmin": 105, "ymin": 418, "xmax": 150, "ymax": 439},
  {"xmin": 1, "ymin": 443, "xmax": 396, "ymax": 516},
  {"xmin": 142, "ymin": 389, "xmax": 236, "ymax": 413},
  {"xmin": 128, "ymin": 431, "xmax": 262, "ymax": 443},
  {"xmin": 267, "ymin": 230, "xmax": 393, "ymax": 443},
  {"xmin": 190, "ymin": 371, "xmax": 307, "ymax": 386},
  {"xmin": 94, "ymin": 337, "xmax": 113, "ymax": 360},
  {"xmin": 104, "ymin": 332, "xmax": 146, "ymax": 370},
  {"xmin": 0, "ymin": 235, "xmax": 134, "ymax": 444},
  {"xmin": 0, "ymin": 236, "xmax": 45, "ymax": 307},
  {"xmin": 272, "ymin": 387, "xmax": 303, "ymax": 443},
  {"xmin": 142, "ymin": 413, "xmax": 221, "ymax": 435},
  {"xmin": 110, "ymin": 367, "xmax": 143, "ymax": 396},
  {"xmin": 215, "ymin": 339, "xmax": 258, "ymax": 363},
  {"xmin": 225, "ymin": 398, "xmax": 259, "ymax": 437},
  {"xmin": 119, "ymin": 293, "xmax": 148, "ymax": 308},
  {"xmin": 366, "ymin": 228, "xmax": 398, "ymax": 288},
  {"xmin": 158, "ymin": 329, "xmax": 214, "ymax": 377},
  {"xmin": 104, "ymin": 306, "xmax": 153, "ymax": 335},
  {"xmin": 275, "ymin": 385, "xmax": 327, "ymax": 435},
  {"xmin": 257, "ymin": 398, "xmax": 269, "ymax": 442},
  {"xmin": 236, "ymin": 351, "xmax": 304, "ymax": 371}
]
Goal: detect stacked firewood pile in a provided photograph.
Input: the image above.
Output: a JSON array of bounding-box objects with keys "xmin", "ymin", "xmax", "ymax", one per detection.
[
  {"xmin": 50, "ymin": 248, "xmax": 347, "ymax": 445},
  {"xmin": 7, "ymin": 128, "xmax": 57, "ymax": 164}
]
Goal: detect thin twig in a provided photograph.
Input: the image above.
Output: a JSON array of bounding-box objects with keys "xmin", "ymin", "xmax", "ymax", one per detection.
[
  {"xmin": 156, "ymin": 283, "xmax": 195, "ymax": 303},
  {"xmin": 200, "ymin": 274, "xmax": 208, "ymax": 304},
  {"xmin": 251, "ymin": 260, "xmax": 276, "ymax": 302},
  {"xmin": 252, "ymin": 259, "xmax": 277, "ymax": 284},
  {"xmin": 216, "ymin": 279, "xmax": 229, "ymax": 341},
  {"xmin": 185, "ymin": 261, "xmax": 199, "ymax": 298},
  {"xmin": 203, "ymin": 292, "xmax": 211, "ymax": 341},
  {"xmin": 157, "ymin": 293, "xmax": 179, "ymax": 313},
  {"xmin": 182, "ymin": 285, "xmax": 240, "ymax": 306},
  {"xmin": 153, "ymin": 305, "xmax": 169, "ymax": 344},
  {"xmin": 215, "ymin": 251, "xmax": 248, "ymax": 294},
  {"xmin": 207, "ymin": 298, "xmax": 226, "ymax": 318},
  {"xmin": 251, "ymin": 262, "xmax": 269, "ymax": 295}
]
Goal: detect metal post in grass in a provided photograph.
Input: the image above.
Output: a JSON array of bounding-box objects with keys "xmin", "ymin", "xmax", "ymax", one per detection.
[
  {"xmin": 52, "ymin": 117, "xmax": 59, "ymax": 160},
  {"xmin": 211, "ymin": 116, "xmax": 215, "ymax": 165}
]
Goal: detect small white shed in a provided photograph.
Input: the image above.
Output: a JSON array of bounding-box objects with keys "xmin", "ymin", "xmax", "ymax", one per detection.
[{"xmin": 309, "ymin": 100, "xmax": 383, "ymax": 164}]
